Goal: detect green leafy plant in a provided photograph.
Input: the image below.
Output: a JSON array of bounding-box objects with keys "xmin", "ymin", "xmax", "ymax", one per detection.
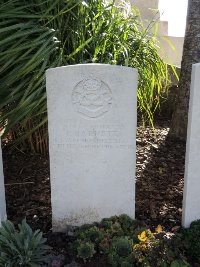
[
  {"xmin": 118, "ymin": 214, "xmax": 135, "ymax": 230},
  {"xmin": 118, "ymin": 214, "xmax": 140, "ymax": 237},
  {"xmin": 107, "ymin": 222, "xmax": 124, "ymax": 237},
  {"xmin": 110, "ymin": 237, "xmax": 133, "ymax": 257},
  {"xmin": 100, "ymin": 217, "xmax": 114, "ymax": 230},
  {"xmin": 0, "ymin": 0, "xmax": 170, "ymax": 153},
  {"xmin": 99, "ymin": 236, "xmax": 111, "ymax": 253},
  {"xmin": 75, "ymin": 215, "xmax": 138, "ymax": 255},
  {"xmin": 133, "ymin": 227, "xmax": 189, "ymax": 267},
  {"xmin": 77, "ymin": 241, "xmax": 95, "ymax": 262},
  {"xmin": 121, "ymin": 262, "xmax": 133, "ymax": 267},
  {"xmin": 85, "ymin": 226, "xmax": 104, "ymax": 244},
  {"xmin": 170, "ymin": 259, "xmax": 189, "ymax": 267},
  {"xmin": 107, "ymin": 237, "xmax": 134, "ymax": 267},
  {"xmin": 73, "ymin": 215, "xmax": 192, "ymax": 266},
  {"xmin": 183, "ymin": 220, "xmax": 200, "ymax": 263},
  {"xmin": 0, "ymin": 219, "xmax": 50, "ymax": 267}
]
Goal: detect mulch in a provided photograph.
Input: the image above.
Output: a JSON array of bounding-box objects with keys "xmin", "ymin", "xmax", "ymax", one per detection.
[
  {"xmin": 135, "ymin": 119, "xmax": 185, "ymax": 229},
  {"xmin": 2, "ymin": 118, "xmax": 186, "ymax": 264}
]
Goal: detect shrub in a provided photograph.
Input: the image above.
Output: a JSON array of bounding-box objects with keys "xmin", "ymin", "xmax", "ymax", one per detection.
[
  {"xmin": 84, "ymin": 226, "xmax": 104, "ymax": 244},
  {"xmin": 107, "ymin": 237, "xmax": 134, "ymax": 267},
  {"xmin": 118, "ymin": 214, "xmax": 136, "ymax": 231},
  {"xmin": 74, "ymin": 215, "xmax": 137, "ymax": 263},
  {"xmin": 73, "ymin": 215, "xmax": 190, "ymax": 266},
  {"xmin": 170, "ymin": 260, "xmax": 190, "ymax": 267},
  {"xmin": 77, "ymin": 241, "xmax": 95, "ymax": 262},
  {"xmin": 133, "ymin": 227, "xmax": 189, "ymax": 267},
  {"xmin": 100, "ymin": 217, "xmax": 114, "ymax": 230},
  {"xmin": 107, "ymin": 222, "xmax": 124, "ymax": 237},
  {"xmin": 0, "ymin": 219, "xmax": 50, "ymax": 267},
  {"xmin": 99, "ymin": 237, "xmax": 110, "ymax": 253},
  {"xmin": 110, "ymin": 237, "xmax": 133, "ymax": 257},
  {"xmin": 100, "ymin": 214, "xmax": 139, "ymax": 237},
  {"xmin": 183, "ymin": 220, "xmax": 200, "ymax": 262}
]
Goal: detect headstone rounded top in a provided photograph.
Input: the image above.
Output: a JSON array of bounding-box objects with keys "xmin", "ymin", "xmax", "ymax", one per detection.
[{"xmin": 46, "ymin": 63, "xmax": 138, "ymax": 74}]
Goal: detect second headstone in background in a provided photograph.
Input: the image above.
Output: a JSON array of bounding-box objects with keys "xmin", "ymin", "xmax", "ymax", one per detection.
[
  {"xmin": 182, "ymin": 63, "xmax": 200, "ymax": 228},
  {"xmin": 46, "ymin": 64, "xmax": 138, "ymax": 231}
]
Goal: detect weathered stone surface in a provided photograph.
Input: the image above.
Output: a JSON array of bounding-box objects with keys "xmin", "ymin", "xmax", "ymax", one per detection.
[
  {"xmin": 182, "ymin": 63, "xmax": 200, "ymax": 227},
  {"xmin": 46, "ymin": 64, "xmax": 138, "ymax": 231},
  {"xmin": 0, "ymin": 139, "xmax": 6, "ymax": 222}
]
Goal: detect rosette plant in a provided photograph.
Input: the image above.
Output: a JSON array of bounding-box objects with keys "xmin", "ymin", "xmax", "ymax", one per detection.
[{"xmin": 0, "ymin": 219, "xmax": 49, "ymax": 266}]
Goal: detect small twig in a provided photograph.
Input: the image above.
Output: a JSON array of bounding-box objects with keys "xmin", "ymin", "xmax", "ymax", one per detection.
[
  {"xmin": 25, "ymin": 206, "xmax": 48, "ymax": 213},
  {"xmin": 13, "ymin": 146, "xmax": 26, "ymax": 154},
  {"xmin": 5, "ymin": 182, "xmax": 35, "ymax": 186},
  {"xmin": 19, "ymin": 168, "xmax": 24, "ymax": 174}
]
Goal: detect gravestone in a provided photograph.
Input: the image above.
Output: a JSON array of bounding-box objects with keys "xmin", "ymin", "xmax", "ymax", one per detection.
[
  {"xmin": 182, "ymin": 63, "xmax": 200, "ymax": 227},
  {"xmin": 0, "ymin": 138, "xmax": 6, "ymax": 223},
  {"xmin": 46, "ymin": 64, "xmax": 138, "ymax": 231}
]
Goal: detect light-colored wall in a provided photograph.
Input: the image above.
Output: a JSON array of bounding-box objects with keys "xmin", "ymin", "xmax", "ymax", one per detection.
[
  {"xmin": 132, "ymin": 0, "xmax": 159, "ymax": 19},
  {"xmin": 142, "ymin": 20, "xmax": 168, "ymax": 36},
  {"xmin": 158, "ymin": 21, "xmax": 168, "ymax": 36},
  {"xmin": 129, "ymin": 0, "xmax": 184, "ymax": 67},
  {"xmin": 158, "ymin": 36, "xmax": 184, "ymax": 67},
  {"xmin": 133, "ymin": 0, "xmax": 159, "ymax": 9}
]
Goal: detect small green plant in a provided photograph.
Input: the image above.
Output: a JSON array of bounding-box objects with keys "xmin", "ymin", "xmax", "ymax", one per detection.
[
  {"xmin": 108, "ymin": 237, "xmax": 134, "ymax": 267},
  {"xmin": 118, "ymin": 214, "xmax": 136, "ymax": 232},
  {"xmin": 183, "ymin": 220, "xmax": 200, "ymax": 263},
  {"xmin": 0, "ymin": 219, "xmax": 49, "ymax": 267},
  {"xmin": 100, "ymin": 217, "xmax": 113, "ymax": 230},
  {"xmin": 99, "ymin": 236, "xmax": 111, "ymax": 253},
  {"xmin": 170, "ymin": 259, "xmax": 190, "ymax": 267},
  {"xmin": 112, "ymin": 237, "xmax": 133, "ymax": 257},
  {"xmin": 73, "ymin": 215, "xmax": 192, "ymax": 266},
  {"xmin": 85, "ymin": 226, "xmax": 104, "ymax": 244},
  {"xmin": 108, "ymin": 222, "xmax": 124, "ymax": 237},
  {"xmin": 77, "ymin": 241, "xmax": 95, "ymax": 262},
  {"xmin": 121, "ymin": 262, "xmax": 133, "ymax": 267},
  {"xmin": 133, "ymin": 227, "xmax": 189, "ymax": 267}
]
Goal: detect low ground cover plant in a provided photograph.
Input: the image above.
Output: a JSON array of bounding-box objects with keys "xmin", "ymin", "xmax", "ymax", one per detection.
[
  {"xmin": 1, "ymin": 216, "xmax": 200, "ymax": 266},
  {"xmin": 183, "ymin": 220, "xmax": 200, "ymax": 263},
  {"xmin": 73, "ymin": 214, "xmax": 197, "ymax": 266},
  {"xmin": 0, "ymin": 219, "xmax": 50, "ymax": 267}
]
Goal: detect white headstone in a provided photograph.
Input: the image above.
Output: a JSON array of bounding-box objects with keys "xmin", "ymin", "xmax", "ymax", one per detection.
[
  {"xmin": 182, "ymin": 63, "xmax": 200, "ymax": 228},
  {"xmin": 46, "ymin": 64, "xmax": 138, "ymax": 231},
  {"xmin": 0, "ymin": 139, "xmax": 6, "ymax": 223}
]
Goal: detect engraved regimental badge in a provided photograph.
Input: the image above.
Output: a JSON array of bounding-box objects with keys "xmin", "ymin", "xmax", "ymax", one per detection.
[{"xmin": 72, "ymin": 78, "xmax": 112, "ymax": 118}]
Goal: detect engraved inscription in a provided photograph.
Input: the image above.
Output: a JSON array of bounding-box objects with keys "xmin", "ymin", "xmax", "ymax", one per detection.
[
  {"xmin": 72, "ymin": 78, "xmax": 112, "ymax": 118},
  {"xmin": 52, "ymin": 122, "xmax": 134, "ymax": 150}
]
